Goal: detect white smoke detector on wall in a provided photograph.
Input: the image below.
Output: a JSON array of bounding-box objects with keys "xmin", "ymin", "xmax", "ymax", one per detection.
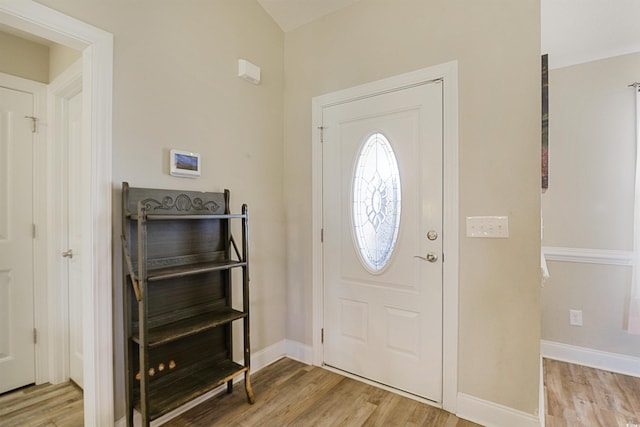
[{"xmin": 238, "ymin": 59, "xmax": 261, "ymax": 85}]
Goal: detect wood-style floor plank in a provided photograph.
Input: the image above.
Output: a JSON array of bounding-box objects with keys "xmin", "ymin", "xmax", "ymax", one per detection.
[
  {"xmin": 165, "ymin": 358, "xmax": 477, "ymax": 427},
  {"xmin": 544, "ymin": 358, "xmax": 640, "ymax": 427},
  {"xmin": 5, "ymin": 358, "xmax": 640, "ymax": 426},
  {"xmin": 0, "ymin": 381, "xmax": 83, "ymax": 427}
]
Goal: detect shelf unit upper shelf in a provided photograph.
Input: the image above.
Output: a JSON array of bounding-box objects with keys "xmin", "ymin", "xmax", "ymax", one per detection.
[
  {"xmin": 128, "ymin": 213, "xmax": 247, "ymax": 221},
  {"xmin": 145, "ymin": 259, "xmax": 246, "ymax": 282}
]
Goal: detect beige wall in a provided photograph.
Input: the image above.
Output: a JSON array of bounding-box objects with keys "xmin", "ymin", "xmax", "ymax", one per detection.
[
  {"xmin": 33, "ymin": 0, "xmax": 542, "ymax": 418},
  {"xmin": 284, "ymin": 0, "xmax": 541, "ymax": 415},
  {"xmin": 37, "ymin": 0, "xmax": 286, "ymax": 420},
  {"xmin": 542, "ymin": 52, "xmax": 640, "ymax": 356},
  {"xmin": 0, "ymin": 30, "xmax": 49, "ymax": 83},
  {"xmin": 49, "ymin": 42, "xmax": 81, "ymax": 82},
  {"xmin": 0, "ymin": 29, "xmax": 81, "ymax": 84}
]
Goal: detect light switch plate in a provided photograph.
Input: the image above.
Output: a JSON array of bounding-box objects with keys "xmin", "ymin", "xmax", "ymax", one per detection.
[{"xmin": 466, "ymin": 216, "xmax": 509, "ymax": 238}]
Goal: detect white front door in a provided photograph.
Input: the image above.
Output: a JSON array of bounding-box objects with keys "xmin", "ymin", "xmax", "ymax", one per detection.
[
  {"xmin": 323, "ymin": 80, "xmax": 443, "ymax": 402},
  {"xmin": 66, "ymin": 90, "xmax": 84, "ymax": 388},
  {"xmin": 0, "ymin": 85, "xmax": 36, "ymax": 394}
]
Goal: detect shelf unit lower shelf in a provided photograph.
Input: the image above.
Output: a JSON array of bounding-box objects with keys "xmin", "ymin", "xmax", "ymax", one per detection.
[
  {"xmin": 133, "ymin": 358, "xmax": 248, "ymax": 421},
  {"xmin": 132, "ymin": 308, "xmax": 247, "ymax": 347}
]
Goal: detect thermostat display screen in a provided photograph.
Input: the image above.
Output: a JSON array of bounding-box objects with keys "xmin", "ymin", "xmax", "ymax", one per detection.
[
  {"xmin": 175, "ymin": 154, "xmax": 198, "ymax": 171},
  {"xmin": 170, "ymin": 149, "xmax": 201, "ymax": 178}
]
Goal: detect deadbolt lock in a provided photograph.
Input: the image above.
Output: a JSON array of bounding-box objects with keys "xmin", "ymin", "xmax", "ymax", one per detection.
[{"xmin": 427, "ymin": 230, "xmax": 438, "ymax": 241}]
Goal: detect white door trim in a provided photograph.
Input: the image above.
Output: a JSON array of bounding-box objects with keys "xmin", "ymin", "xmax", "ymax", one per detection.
[
  {"xmin": 47, "ymin": 59, "xmax": 83, "ymax": 384},
  {"xmin": 0, "ymin": 2, "xmax": 114, "ymax": 425},
  {"xmin": 311, "ymin": 61, "xmax": 459, "ymax": 413}
]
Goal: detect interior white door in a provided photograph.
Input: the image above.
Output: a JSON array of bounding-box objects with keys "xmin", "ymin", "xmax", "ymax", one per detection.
[
  {"xmin": 0, "ymin": 85, "xmax": 36, "ymax": 394},
  {"xmin": 66, "ymin": 90, "xmax": 84, "ymax": 388},
  {"xmin": 323, "ymin": 81, "xmax": 443, "ymax": 402}
]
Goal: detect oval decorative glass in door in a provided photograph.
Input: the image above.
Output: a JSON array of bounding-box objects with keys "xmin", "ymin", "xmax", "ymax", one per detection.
[{"xmin": 352, "ymin": 132, "xmax": 402, "ymax": 272}]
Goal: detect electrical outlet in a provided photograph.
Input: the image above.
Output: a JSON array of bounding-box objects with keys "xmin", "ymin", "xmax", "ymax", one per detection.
[{"xmin": 569, "ymin": 309, "xmax": 583, "ymax": 326}]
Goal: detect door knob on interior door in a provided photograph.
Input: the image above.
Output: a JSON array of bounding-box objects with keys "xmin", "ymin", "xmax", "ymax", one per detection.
[
  {"xmin": 414, "ymin": 252, "xmax": 438, "ymax": 262},
  {"xmin": 62, "ymin": 249, "xmax": 74, "ymax": 259}
]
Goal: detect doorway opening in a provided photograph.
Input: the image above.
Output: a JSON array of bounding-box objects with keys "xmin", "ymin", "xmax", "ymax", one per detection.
[{"xmin": 0, "ymin": 2, "xmax": 114, "ymax": 425}]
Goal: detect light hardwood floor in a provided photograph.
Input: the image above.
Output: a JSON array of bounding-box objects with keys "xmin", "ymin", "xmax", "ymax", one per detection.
[
  {"xmin": 165, "ymin": 358, "xmax": 479, "ymax": 426},
  {"xmin": 544, "ymin": 358, "xmax": 640, "ymax": 426},
  {"xmin": 3, "ymin": 358, "xmax": 640, "ymax": 426},
  {"xmin": 0, "ymin": 381, "xmax": 83, "ymax": 427}
]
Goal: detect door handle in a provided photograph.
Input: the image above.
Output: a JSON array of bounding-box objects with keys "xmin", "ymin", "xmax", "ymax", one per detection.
[
  {"xmin": 414, "ymin": 252, "xmax": 438, "ymax": 263},
  {"xmin": 62, "ymin": 249, "xmax": 74, "ymax": 259}
]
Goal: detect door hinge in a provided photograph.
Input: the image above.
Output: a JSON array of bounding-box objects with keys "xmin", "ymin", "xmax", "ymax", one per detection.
[
  {"xmin": 33, "ymin": 328, "xmax": 37, "ymax": 344},
  {"xmin": 321, "ymin": 328, "xmax": 324, "ymax": 343},
  {"xmin": 32, "ymin": 224, "xmax": 36, "ymax": 239},
  {"xmin": 24, "ymin": 116, "xmax": 38, "ymax": 133},
  {"xmin": 320, "ymin": 228, "xmax": 324, "ymax": 243},
  {"xmin": 318, "ymin": 126, "xmax": 325, "ymax": 143}
]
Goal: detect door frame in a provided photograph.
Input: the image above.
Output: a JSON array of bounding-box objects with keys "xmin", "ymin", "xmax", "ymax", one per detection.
[
  {"xmin": 47, "ymin": 59, "xmax": 83, "ymax": 384},
  {"xmin": 311, "ymin": 61, "xmax": 459, "ymax": 413},
  {"xmin": 0, "ymin": 2, "xmax": 114, "ymax": 425}
]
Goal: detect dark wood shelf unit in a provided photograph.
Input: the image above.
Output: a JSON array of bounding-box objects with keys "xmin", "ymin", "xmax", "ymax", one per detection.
[{"xmin": 122, "ymin": 183, "xmax": 254, "ymax": 427}]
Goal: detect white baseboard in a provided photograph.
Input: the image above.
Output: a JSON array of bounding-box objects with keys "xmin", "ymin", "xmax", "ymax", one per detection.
[
  {"xmin": 251, "ymin": 339, "xmax": 288, "ymax": 370},
  {"xmin": 456, "ymin": 393, "xmax": 540, "ymax": 427},
  {"xmin": 115, "ymin": 339, "xmax": 293, "ymax": 427},
  {"xmin": 284, "ymin": 339, "xmax": 313, "ymax": 364},
  {"xmin": 541, "ymin": 340, "xmax": 640, "ymax": 378}
]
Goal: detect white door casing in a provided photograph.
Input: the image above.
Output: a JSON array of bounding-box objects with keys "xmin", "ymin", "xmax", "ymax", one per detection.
[
  {"xmin": 0, "ymin": 85, "xmax": 36, "ymax": 394},
  {"xmin": 66, "ymin": 90, "xmax": 84, "ymax": 388},
  {"xmin": 0, "ymin": 2, "xmax": 114, "ymax": 425},
  {"xmin": 48, "ymin": 60, "xmax": 82, "ymax": 386},
  {"xmin": 322, "ymin": 81, "xmax": 443, "ymax": 401},
  {"xmin": 312, "ymin": 62, "xmax": 459, "ymax": 412}
]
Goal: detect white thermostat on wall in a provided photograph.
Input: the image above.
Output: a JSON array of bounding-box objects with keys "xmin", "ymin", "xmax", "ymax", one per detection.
[{"xmin": 170, "ymin": 149, "xmax": 201, "ymax": 178}]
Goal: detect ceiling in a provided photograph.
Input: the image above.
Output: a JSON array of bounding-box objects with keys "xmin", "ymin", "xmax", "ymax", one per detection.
[
  {"xmin": 258, "ymin": 0, "xmax": 640, "ymax": 69},
  {"xmin": 2, "ymin": 1, "xmax": 639, "ymax": 70},
  {"xmin": 542, "ymin": 0, "xmax": 640, "ymax": 69},
  {"xmin": 257, "ymin": 0, "xmax": 359, "ymax": 32}
]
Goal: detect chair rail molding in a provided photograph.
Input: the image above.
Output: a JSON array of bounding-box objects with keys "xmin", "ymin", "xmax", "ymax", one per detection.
[{"xmin": 542, "ymin": 246, "xmax": 632, "ymax": 266}]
